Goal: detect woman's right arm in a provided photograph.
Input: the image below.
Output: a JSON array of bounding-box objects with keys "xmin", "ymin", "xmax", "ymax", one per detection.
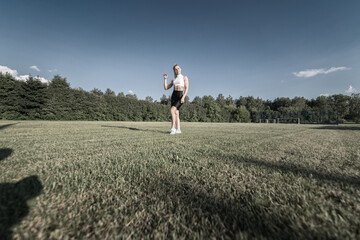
[{"xmin": 164, "ymin": 74, "xmax": 173, "ymax": 90}]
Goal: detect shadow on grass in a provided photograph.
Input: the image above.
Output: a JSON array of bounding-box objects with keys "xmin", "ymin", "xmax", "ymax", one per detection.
[
  {"xmin": 0, "ymin": 148, "xmax": 13, "ymax": 162},
  {"xmin": 126, "ymin": 148, "xmax": 358, "ymax": 237},
  {"xmin": 133, "ymin": 175, "xmax": 317, "ymax": 239},
  {"xmin": 216, "ymin": 153, "xmax": 360, "ymax": 189},
  {"xmin": 132, "ymin": 155, "xmax": 357, "ymax": 238},
  {"xmin": 101, "ymin": 125, "xmax": 169, "ymax": 134},
  {"xmin": 0, "ymin": 123, "xmax": 18, "ymax": 131},
  {"xmin": 313, "ymin": 125, "xmax": 360, "ymax": 131},
  {"xmin": 0, "ymin": 176, "xmax": 43, "ymax": 240}
]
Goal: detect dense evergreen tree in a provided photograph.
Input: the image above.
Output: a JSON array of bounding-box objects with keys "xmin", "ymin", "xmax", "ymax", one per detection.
[
  {"xmin": 0, "ymin": 73, "xmax": 22, "ymax": 119},
  {"xmin": 18, "ymin": 76, "xmax": 48, "ymax": 119},
  {"xmin": 43, "ymin": 75, "xmax": 72, "ymax": 120}
]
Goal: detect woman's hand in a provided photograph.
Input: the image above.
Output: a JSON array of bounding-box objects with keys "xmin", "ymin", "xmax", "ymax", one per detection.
[
  {"xmin": 181, "ymin": 97, "xmax": 185, "ymax": 103},
  {"xmin": 163, "ymin": 73, "xmax": 168, "ymax": 80}
]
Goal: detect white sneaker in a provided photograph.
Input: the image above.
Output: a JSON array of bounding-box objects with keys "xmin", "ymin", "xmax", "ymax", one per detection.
[
  {"xmin": 176, "ymin": 129, "xmax": 182, "ymax": 134},
  {"xmin": 170, "ymin": 128, "xmax": 176, "ymax": 135}
]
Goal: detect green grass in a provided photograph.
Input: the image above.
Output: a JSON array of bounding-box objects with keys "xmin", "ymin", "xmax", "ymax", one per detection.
[{"xmin": 1, "ymin": 121, "xmax": 360, "ymax": 239}]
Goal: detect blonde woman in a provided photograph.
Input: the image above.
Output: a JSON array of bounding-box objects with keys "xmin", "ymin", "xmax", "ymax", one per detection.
[{"xmin": 163, "ymin": 64, "xmax": 189, "ymax": 134}]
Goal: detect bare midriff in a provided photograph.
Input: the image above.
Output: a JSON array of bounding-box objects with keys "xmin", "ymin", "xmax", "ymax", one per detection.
[{"xmin": 174, "ymin": 86, "xmax": 184, "ymax": 91}]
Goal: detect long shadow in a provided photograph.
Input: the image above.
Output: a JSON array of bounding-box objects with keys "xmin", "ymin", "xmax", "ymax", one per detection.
[
  {"xmin": 127, "ymin": 152, "xmax": 359, "ymax": 237},
  {"xmin": 0, "ymin": 123, "xmax": 18, "ymax": 131},
  {"xmin": 133, "ymin": 175, "xmax": 318, "ymax": 239},
  {"xmin": 132, "ymin": 155, "xmax": 359, "ymax": 238},
  {"xmin": 223, "ymin": 154, "xmax": 360, "ymax": 189},
  {"xmin": 101, "ymin": 125, "xmax": 168, "ymax": 134},
  {"xmin": 0, "ymin": 148, "xmax": 13, "ymax": 162},
  {"xmin": 0, "ymin": 175, "xmax": 43, "ymax": 240},
  {"xmin": 313, "ymin": 125, "xmax": 360, "ymax": 131}
]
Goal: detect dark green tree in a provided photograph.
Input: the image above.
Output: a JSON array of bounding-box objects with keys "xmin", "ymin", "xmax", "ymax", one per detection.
[
  {"xmin": 0, "ymin": 73, "xmax": 22, "ymax": 119},
  {"xmin": 145, "ymin": 96, "xmax": 153, "ymax": 102},
  {"xmin": 331, "ymin": 94, "xmax": 351, "ymax": 121},
  {"xmin": 349, "ymin": 93, "xmax": 360, "ymax": 123},
  {"xmin": 202, "ymin": 95, "xmax": 221, "ymax": 122},
  {"xmin": 18, "ymin": 76, "xmax": 48, "ymax": 119},
  {"xmin": 43, "ymin": 75, "xmax": 72, "ymax": 120}
]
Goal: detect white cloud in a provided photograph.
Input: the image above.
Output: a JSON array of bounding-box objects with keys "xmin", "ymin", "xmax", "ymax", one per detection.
[
  {"xmin": 17, "ymin": 75, "xmax": 30, "ymax": 81},
  {"xmin": 293, "ymin": 66, "xmax": 350, "ymax": 78},
  {"xmin": 34, "ymin": 76, "xmax": 49, "ymax": 84},
  {"xmin": 48, "ymin": 69, "xmax": 57, "ymax": 73},
  {"xmin": 30, "ymin": 65, "xmax": 40, "ymax": 71},
  {"xmin": 128, "ymin": 90, "xmax": 134, "ymax": 94},
  {"xmin": 345, "ymin": 85, "xmax": 356, "ymax": 94},
  {"xmin": 0, "ymin": 65, "xmax": 19, "ymax": 77},
  {"xmin": 0, "ymin": 65, "xmax": 49, "ymax": 83},
  {"xmin": 320, "ymin": 93, "xmax": 330, "ymax": 97}
]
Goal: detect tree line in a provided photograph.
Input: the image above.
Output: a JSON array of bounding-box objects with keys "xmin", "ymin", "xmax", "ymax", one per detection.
[{"xmin": 1, "ymin": 73, "xmax": 359, "ymax": 123}]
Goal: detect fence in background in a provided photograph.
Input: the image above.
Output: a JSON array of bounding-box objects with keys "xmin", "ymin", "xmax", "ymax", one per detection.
[{"xmin": 256, "ymin": 111, "xmax": 339, "ymax": 125}]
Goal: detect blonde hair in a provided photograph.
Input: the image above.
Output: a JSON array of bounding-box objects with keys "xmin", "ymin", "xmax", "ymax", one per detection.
[{"xmin": 173, "ymin": 64, "xmax": 180, "ymax": 78}]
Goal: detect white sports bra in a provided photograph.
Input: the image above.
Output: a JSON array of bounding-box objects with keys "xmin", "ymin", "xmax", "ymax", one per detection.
[{"xmin": 172, "ymin": 74, "xmax": 185, "ymax": 88}]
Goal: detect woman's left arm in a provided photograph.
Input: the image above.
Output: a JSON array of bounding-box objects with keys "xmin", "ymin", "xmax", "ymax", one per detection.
[{"xmin": 181, "ymin": 76, "xmax": 189, "ymax": 103}]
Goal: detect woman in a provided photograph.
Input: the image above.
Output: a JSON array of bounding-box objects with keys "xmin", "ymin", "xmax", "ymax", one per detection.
[{"xmin": 163, "ymin": 64, "xmax": 189, "ymax": 134}]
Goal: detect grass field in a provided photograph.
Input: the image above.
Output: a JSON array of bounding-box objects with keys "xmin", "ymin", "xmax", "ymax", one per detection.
[{"xmin": 1, "ymin": 121, "xmax": 360, "ymax": 239}]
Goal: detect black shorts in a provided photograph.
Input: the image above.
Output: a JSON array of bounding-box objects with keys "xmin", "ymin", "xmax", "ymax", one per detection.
[{"xmin": 171, "ymin": 90, "xmax": 184, "ymax": 110}]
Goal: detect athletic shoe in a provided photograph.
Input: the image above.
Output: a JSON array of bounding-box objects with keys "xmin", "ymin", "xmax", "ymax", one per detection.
[
  {"xmin": 170, "ymin": 128, "xmax": 176, "ymax": 135},
  {"xmin": 176, "ymin": 129, "xmax": 182, "ymax": 134}
]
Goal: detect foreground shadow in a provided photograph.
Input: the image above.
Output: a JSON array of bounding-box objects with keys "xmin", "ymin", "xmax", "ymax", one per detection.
[
  {"xmin": 0, "ymin": 148, "xmax": 13, "ymax": 162},
  {"xmin": 0, "ymin": 176, "xmax": 43, "ymax": 240},
  {"xmin": 0, "ymin": 123, "xmax": 18, "ymax": 131},
  {"xmin": 101, "ymin": 125, "xmax": 168, "ymax": 134},
  {"xmin": 132, "ymin": 155, "xmax": 360, "ymax": 238},
  {"xmin": 127, "ymin": 151, "xmax": 360, "ymax": 237},
  {"xmin": 313, "ymin": 125, "xmax": 360, "ymax": 131},
  {"xmin": 134, "ymin": 175, "xmax": 318, "ymax": 239}
]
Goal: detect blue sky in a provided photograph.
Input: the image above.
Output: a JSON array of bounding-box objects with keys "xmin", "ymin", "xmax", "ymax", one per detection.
[{"xmin": 1, "ymin": 0, "xmax": 359, "ymax": 101}]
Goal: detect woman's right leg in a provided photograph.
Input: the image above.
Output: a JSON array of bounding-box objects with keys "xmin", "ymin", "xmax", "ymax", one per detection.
[
  {"xmin": 170, "ymin": 106, "xmax": 177, "ymax": 129},
  {"xmin": 176, "ymin": 109, "xmax": 180, "ymax": 130}
]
